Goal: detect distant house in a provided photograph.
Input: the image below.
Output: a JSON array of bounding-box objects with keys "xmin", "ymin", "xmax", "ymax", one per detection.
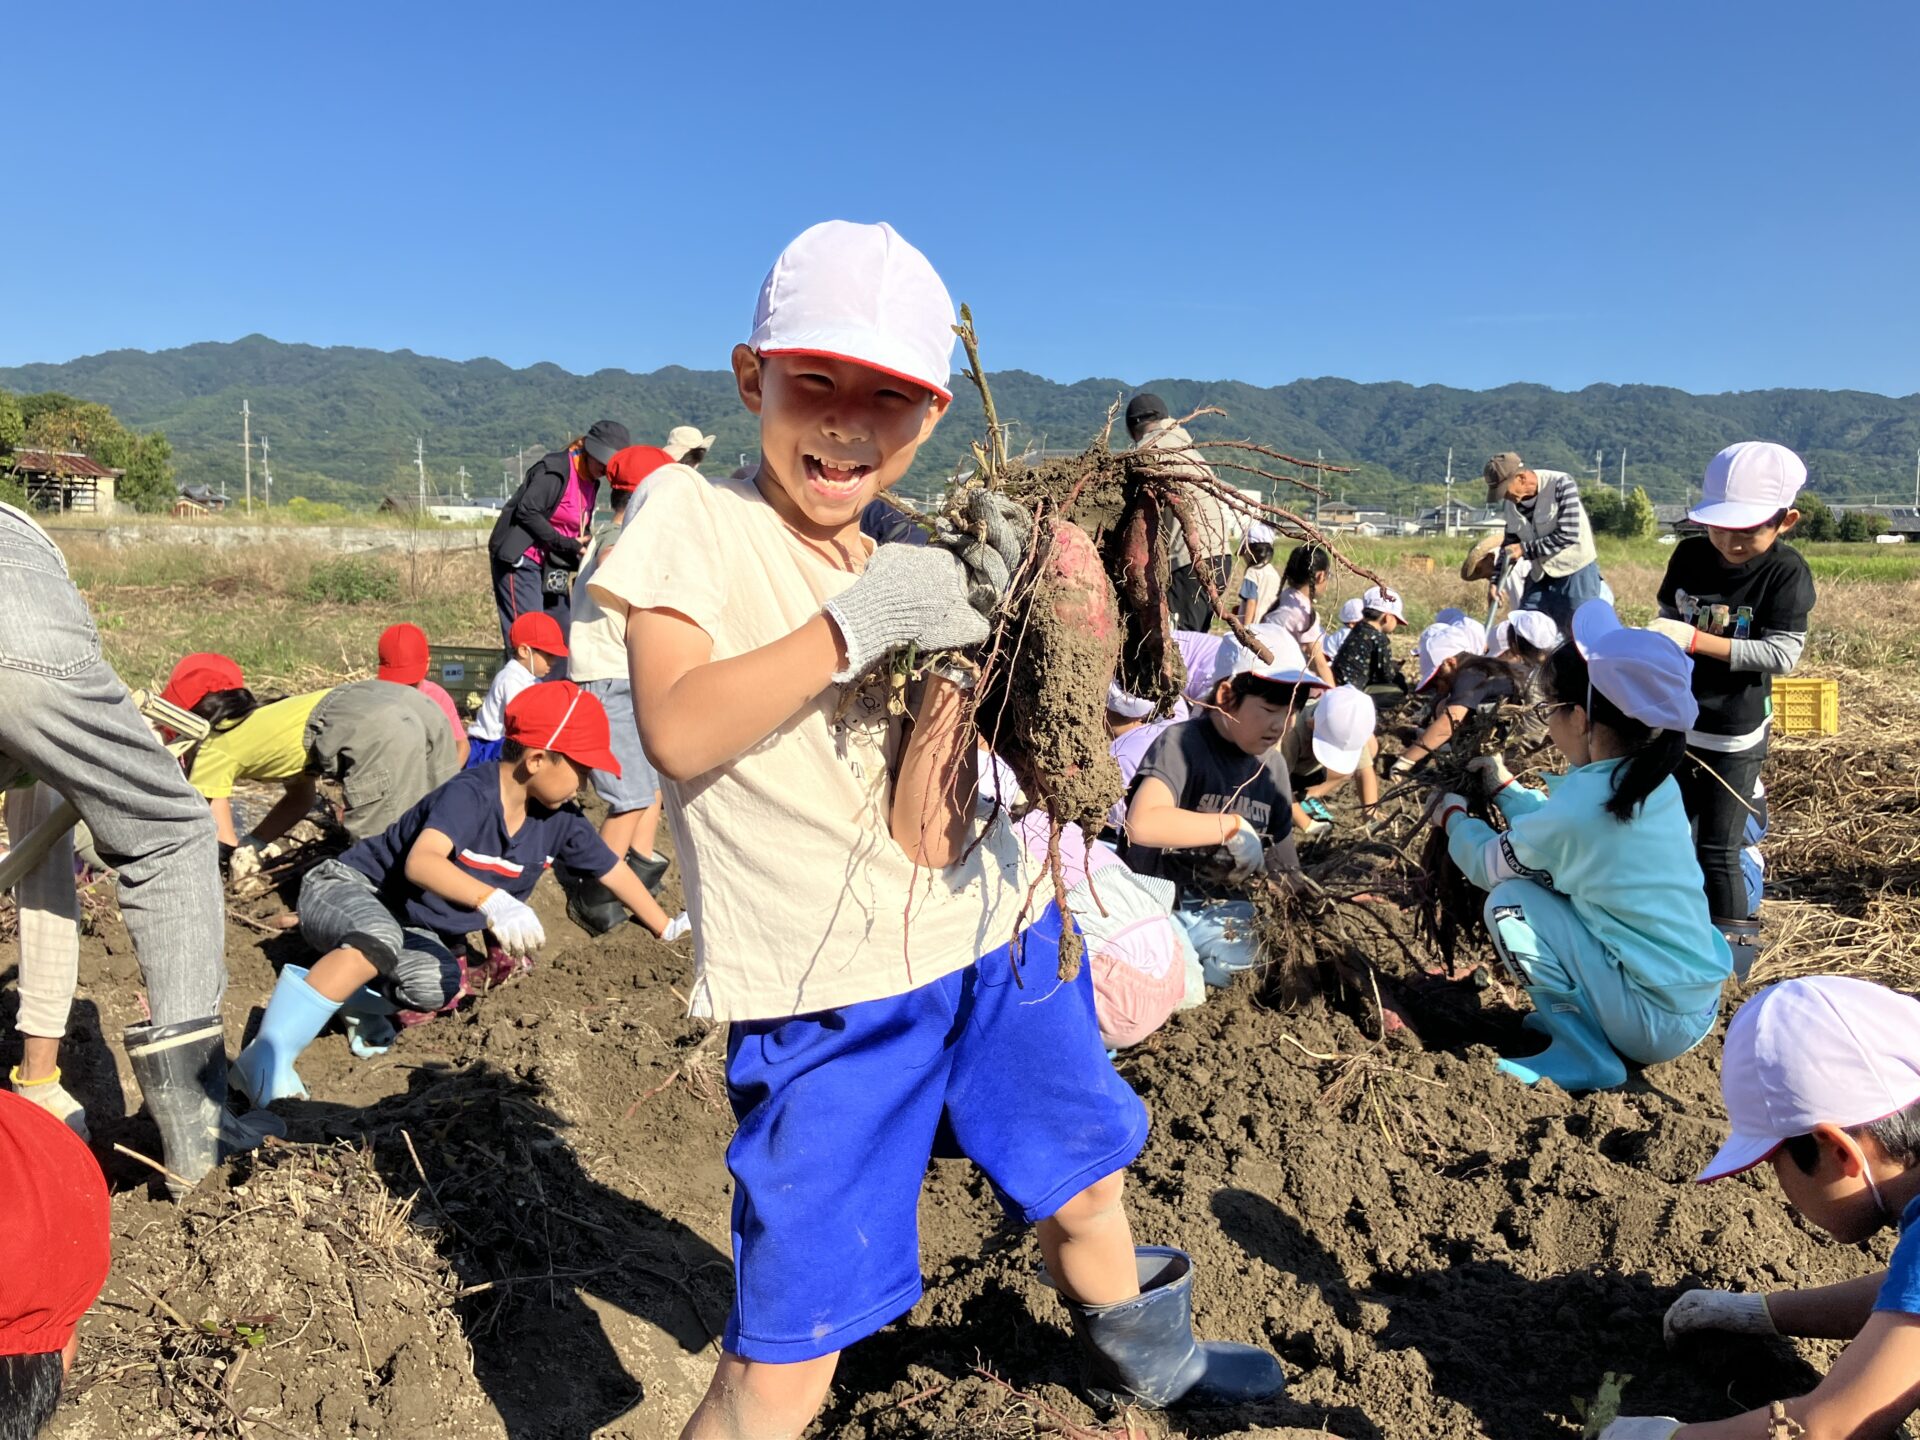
[
  {"xmin": 1418, "ymin": 501, "xmax": 1502, "ymax": 534},
  {"xmin": 1833, "ymin": 504, "xmax": 1920, "ymax": 537},
  {"xmin": 1316, "ymin": 500, "xmax": 1361, "ymax": 530},
  {"xmin": 7, "ymin": 448, "xmax": 120, "ymax": 515},
  {"xmin": 174, "ymin": 483, "xmax": 229, "ymax": 515},
  {"xmin": 170, "ymin": 494, "xmax": 213, "ymax": 520}
]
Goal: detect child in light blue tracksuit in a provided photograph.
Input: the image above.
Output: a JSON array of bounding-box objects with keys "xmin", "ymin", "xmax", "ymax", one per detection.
[{"xmin": 1429, "ymin": 600, "xmax": 1733, "ymax": 1092}]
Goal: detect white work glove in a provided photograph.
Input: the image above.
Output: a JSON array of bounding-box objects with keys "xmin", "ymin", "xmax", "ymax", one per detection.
[
  {"xmin": 1223, "ymin": 816, "xmax": 1264, "ymax": 882},
  {"xmin": 1646, "ymin": 617, "xmax": 1698, "ymax": 653},
  {"xmin": 1598, "ymin": 1420, "xmax": 1681, "ymax": 1439},
  {"xmin": 660, "ymin": 912, "xmax": 692, "ymax": 943},
  {"xmin": 1390, "ymin": 756, "xmax": 1416, "ymax": 779},
  {"xmin": 1424, "ymin": 791, "xmax": 1470, "ymax": 832},
  {"xmin": 823, "ymin": 544, "xmax": 991, "ymax": 682},
  {"xmin": 9, "ymin": 1067, "xmax": 90, "ymax": 1141},
  {"xmin": 479, "ymin": 888, "xmax": 546, "ymax": 958},
  {"xmin": 932, "ymin": 489, "xmax": 1034, "ymax": 618},
  {"xmin": 228, "ymin": 834, "xmax": 283, "ymax": 881},
  {"xmin": 1298, "ymin": 818, "xmax": 1331, "ymax": 842},
  {"xmin": 1466, "ymin": 753, "xmax": 1514, "ymax": 793},
  {"xmin": 1662, "ymin": 1289, "xmax": 1775, "ymax": 1348}
]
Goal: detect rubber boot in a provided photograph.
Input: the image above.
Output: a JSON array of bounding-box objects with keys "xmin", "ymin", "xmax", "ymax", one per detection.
[
  {"xmin": 1496, "ymin": 986, "xmax": 1629, "ymax": 1092},
  {"xmin": 1055, "ymin": 1247, "xmax": 1286, "ymax": 1410},
  {"xmin": 627, "ymin": 850, "xmax": 669, "ymax": 897},
  {"xmin": 280, "ymin": 963, "xmax": 397, "ymax": 1059},
  {"xmin": 124, "ymin": 1015, "xmax": 286, "ymax": 1196},
  {"xmin": 560, "ymin": 864, "xmax": 627, "ymax": 937},
  {"xmin": 1716, "ymin": 916, "xmax": 1761, "ymax": 984},
  {"xmin": 231, "ymin": 968, "xmax": 342, "ymax": 1105}
]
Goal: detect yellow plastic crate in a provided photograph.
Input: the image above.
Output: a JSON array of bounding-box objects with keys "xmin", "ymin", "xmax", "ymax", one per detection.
[{"xmin": 1771, "ymin": 676, "xmax": 1838, "ymax": 735}]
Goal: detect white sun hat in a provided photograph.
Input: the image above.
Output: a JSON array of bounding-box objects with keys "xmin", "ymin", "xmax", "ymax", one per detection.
[
  {"xmin": 1689, "ymin": 441, "xmax": 1808, "ymax": 531},
  {"xmin": 1105, "ymin": 681, "xmax": 1156, "ymax": 720},
  {"xmin": 664, "ymin": 425, "xmax": 716, "ymax": 460},
  {"xmin": 749, "ymin": 220, "xmax": 957, "ymax": 402},
  {"xmin": 1360, "ymin": 585, "xmax": 1404, "ymax": 622},
  {"xmin": 1226, "ymin": 626, "xmax": 1328, "ymax": 688},
  {"xmin": 1570, "ymin": 599, "xmax": 1699, "ymax": 732},
  {"xmin": 1415, "ymin": 622, "xmax": 1478, "ymax": 691},
  {"xmin": 1338, "ymin": 596, "xmax": 1368, "ymax": 626},
  {"xmin": 1311, "ymin": 685, "xmax": 1377, "ymax": 774}
]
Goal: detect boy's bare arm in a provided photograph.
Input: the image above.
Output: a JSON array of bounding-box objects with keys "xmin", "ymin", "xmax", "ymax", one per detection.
[
  {"xmin": 1126, "ymin": 777, "xmax": 1249, "ymax": 850},
  {"xmin": 403, "ymin": 828, "xmax": 499, "ymax": 911},
  {"xmin": 1767, "ymin": 1272, "xmax": 1889, "ymax": 1340},
  {"xmin": 628, "ymin": 609, "xmax": 843, "ymax": 782},
  {"xmin": 1673, "ymin": 1311, "xmax": 1920, "ymax": 1439},
  {"xmin": 888, "ymin": 674, "xmax": 976, "ymax": 869}
]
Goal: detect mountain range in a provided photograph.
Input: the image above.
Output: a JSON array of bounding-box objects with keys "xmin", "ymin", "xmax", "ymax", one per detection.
[{"xmin": 4, "ymin": 335, "xmax": 1917, "ymax": 508}]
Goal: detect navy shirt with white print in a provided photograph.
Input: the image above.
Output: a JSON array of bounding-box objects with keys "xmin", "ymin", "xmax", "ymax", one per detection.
[{"xmin": 341, "ymin": 765, "xmax": 616, "ymax": 937}]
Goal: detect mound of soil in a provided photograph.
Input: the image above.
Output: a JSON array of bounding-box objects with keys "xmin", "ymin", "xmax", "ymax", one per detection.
[{"xmin": 16, "ymin": 807, "xmax": 1882, "ymax": 1439}]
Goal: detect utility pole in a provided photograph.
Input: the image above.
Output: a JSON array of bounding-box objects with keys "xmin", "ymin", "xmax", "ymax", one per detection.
[
  {"xmin": 457, "ymin": 465, "xmax": 469, "ymax": 501},
  {"xmin": 259, "ymin": 435, "xmax": 272, "ymax": 513},
  {"xmin": 1913, "ymin": 448, "xmax": 1918, "ymax": 511},
  {"xmin": 415, "ymin": 438, "xmax": 427, "ymax": 511},
  {"xmin": 1315, "ymin": 450, "xmax": 1324, "ymax": 525},
  {"xmin": 502, "ymin": 460, "xmax": 512, "ymax": 500},
  {"xmin": 1444, "ymin": 447, "xmax": 1455, "ymax": 537},
  {"xmin": 1594, "ymin": 449, "xmax": 1604, "ymax": 491},
  {"xmin": 240, "ymin": 399, "xmax": 253, "ymax": 516},
  {"xmin": 1620, "ymin": 447, "xmax": 1627, "ymax": 502}
]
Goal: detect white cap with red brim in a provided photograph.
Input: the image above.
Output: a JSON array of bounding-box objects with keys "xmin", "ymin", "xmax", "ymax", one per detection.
[
  {"xmin": 1689, "ymin": 441, "xmax": 1808, "ymax": 531},
  {"xmin": 1698, "ymin": 976, "xmax": 1920, "ymax": 1182},
  {"xmin": 1311, "ymin": 685, "xmax": 1376, "ymax": 774},
  {"xmin": 749, "ymin": 220, "xmax": 957, "ymax": 402}
]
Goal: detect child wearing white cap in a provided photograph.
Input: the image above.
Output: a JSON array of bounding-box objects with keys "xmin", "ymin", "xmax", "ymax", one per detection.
[
  {"xmin": 1105, "ymin": 681, "xmax": 1172, "ymax": 833},
  {"xmin": 594, "ymin": 220, "xmax": 1282, "ymax": 1436},
  {"xmin": 1599, "ymin": 976, "xmax": 1920, "ymax": 1438},
  {"xmin": 1649, "ymin": 441, "xmax": 1817, "ymax": 981},
  {"xmin": 1331, "ymin": 584, "xmax": 1408, "ymax": 700},
  {"xmin": 1265, "ymin": 543, "xmax": 1338, "ymax": 685},
  {"xmin": 1235, "ymin": 521, "xmax": 1280, "ymax": 627},
  {"xmin": 1488, "ymin": 608, "xmax": 1561, "ymax": 669},
  {"xmin": 1279, "ymin": 685, "xmax": 1380, "ymax": 834},
  {"xmin": 1389, "ymin": 620, "xmax": 1500, "ymax": 776},
  {"xmin": 1123, "ymin": 626, "xmax": 1324, "ymax": 987},
  {"xmin": 1321, "ymin": 595, "xmax": 1366, "ymax": 664},
  {"xmin": 1427, "ymin": 600, "xmax": 1732, "ymax": 1092}
]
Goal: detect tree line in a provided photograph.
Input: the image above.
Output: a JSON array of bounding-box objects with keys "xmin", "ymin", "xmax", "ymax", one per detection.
[{"xmin": 1, "ymin": 389, "xmax": 177, "ymax": 512}]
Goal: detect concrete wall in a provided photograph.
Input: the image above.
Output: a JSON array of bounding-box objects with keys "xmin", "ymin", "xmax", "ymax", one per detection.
[{"xmin": 57, "ymin": 523, "xmax": 491, "ymax": 556}]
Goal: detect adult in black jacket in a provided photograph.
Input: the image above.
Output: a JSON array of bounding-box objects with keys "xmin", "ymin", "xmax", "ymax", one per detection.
[{"xmin": 488, "ymin": 419, "xmax": 627, "ymax": 678}]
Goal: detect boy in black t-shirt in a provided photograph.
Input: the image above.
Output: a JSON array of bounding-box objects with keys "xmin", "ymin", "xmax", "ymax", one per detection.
[
  {"xmin": 1651, "ymin": 442, "xmax": 1817, "ymax": 979},
  {"xmin": 1331, "ymin": 584, "xmax": 1408, "ymax": 698},
  {"xmin": 1122, "ymin": 628, "xmax": 1321, "ymax": 987}
]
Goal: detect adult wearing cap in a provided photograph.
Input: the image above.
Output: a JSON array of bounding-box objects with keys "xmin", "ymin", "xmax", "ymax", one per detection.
[
  {"xmin": 1605, "ymin": 976, "xmax": 1920, "ymax": 1440},
  {"xmin": 1280, "ymin": 685, "xmax": 1380, "ymax": 834},
  {"xmin": 663, "ymin": 425, "xmax": 717, "ymax": 470},
  {"xmin": 1127, "ymin": 394, "xmax": 1238, "ymax": 633},
  {"xmin": 376, "ymin": 623, "xmax": 469, "ymax": 769},
  {"xmin": 0, "ymin": 510, "xmax": 280, "ymax": 1193},
  {"xmin": 488, "ymin": 419, "xmax": 629, "ymax": 679},
  {"xmin": 1427, "ymin": 599, "xmax": 1732, "ymax": 1092},
  {"xmin": 0, "ymin": 1089, "xmax": 110, "ymax": 1436},
  {"xmin": 1649, "ymin": 441, "xmax": 1815, "ymax": 981},
  {"xmin": 1484, "ymin": 452, "xmax": 1604, "ymax": 630}
]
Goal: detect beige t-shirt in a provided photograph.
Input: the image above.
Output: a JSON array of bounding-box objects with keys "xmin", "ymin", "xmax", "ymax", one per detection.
[
  {"xmin": 567, "ymin": 513, "xmax": 633, "ymax": 684},
  {"xmin": 588, "ymin": 470, "xmax": 1032, "ymax": 1022}
]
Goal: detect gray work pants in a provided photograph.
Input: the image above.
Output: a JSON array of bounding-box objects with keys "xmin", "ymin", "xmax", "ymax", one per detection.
[
  {"xmin": 0, "ymin": 504, "xmax": 225, "ymax": 1025},
  {"xmin": 305, "ymin": 681, "xmax": 460, "ymax": 841}
]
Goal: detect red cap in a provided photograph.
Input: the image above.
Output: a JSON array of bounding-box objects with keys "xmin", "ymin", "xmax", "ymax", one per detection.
[
  {"xmin": 503, "ymin": 679, "xmax": 620, "ymax": 775},
  {"xmin": 507, "ymin": 611, "xmax": 569, "ymax": 658},
  {"xmin": 606, "ymin": 444, "xmax": 676, "ymax": 494},
  {"xmin": 0, "ymin": 1091, "xmax": 111, "ymax": 1357},
  {"xmin": 160, "ymin": 652, "xmax": 245, "ymax": 712},
  {"xmin": 376, "ymin": 623, "xmax": 431, "ymax": 685}
]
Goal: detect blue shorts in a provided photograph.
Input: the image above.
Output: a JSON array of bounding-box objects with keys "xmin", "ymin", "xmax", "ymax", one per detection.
[{"xmin": 722, "ymin": 905, "xmax": 1148, "ymax": 1363}]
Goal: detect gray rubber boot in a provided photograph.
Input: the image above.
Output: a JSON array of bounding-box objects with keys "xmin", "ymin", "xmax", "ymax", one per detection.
[
  {"xmin": 561, "ymin": 865, "xmax": 628, "ymax": 936},
  {"xmin": 124, "ymin": 1015, "xmax": 286, "ymax": 1197},
  {"xmin": 1056, "ymin": 1247, "xmax": 1286, "ymax": 1410},
  {"xmin": 1717, "ymin": 916, "xmax": 1761, "ymax": 984},
  {"xmin": 626, "ymin": 850, "xmax": 669, "ymax": 897}
]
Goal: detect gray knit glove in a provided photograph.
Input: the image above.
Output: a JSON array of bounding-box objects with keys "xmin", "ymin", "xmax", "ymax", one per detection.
[
  {"xmin": 932, "ymin": 490, "xmax": 1034, "ymax": 618},
  {"xmin": 825, "ymin": 544, "xmax": 990, "ymax": 682}
]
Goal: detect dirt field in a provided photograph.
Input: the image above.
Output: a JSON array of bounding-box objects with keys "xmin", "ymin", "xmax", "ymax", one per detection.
[{"xmin": 10, "ymin": 539, "xmax": 1918, "ymax": 1439}]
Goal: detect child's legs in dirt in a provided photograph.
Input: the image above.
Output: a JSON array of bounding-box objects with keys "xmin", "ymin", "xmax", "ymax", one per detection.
[
  {"xmin": 1484, "ymin": 879, "xmax": 1714, "ymax": 1063},
  {"xmin": 300, "ymin": 860, "xmax": 461, "ymax": 1009},
  {"xmin": 1038, "ymin": 1168, "xmax": 1139, "ymax": 1306},
  {"xmin": 1173, "ymin": 899, "xmax": 1259, "ymax": 988},
  {"xmin": 679, "ymin": 1352, "xmax": 839, "ymax": 1440}
]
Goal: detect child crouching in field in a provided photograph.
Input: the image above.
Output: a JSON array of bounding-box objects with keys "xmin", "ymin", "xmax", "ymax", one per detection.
[
  {"xmin": 590, "ymin": 221, "xmax": 1283, "ymax": 1438},
  {"xmin": 1600, "ymin": 976, "xmax": 1920, "ymax": 1438},
  {"xmin": 465, "ymin": 613, "xmax": 566, "ymax": 767},
  {"xmin": 1428, "ymin": 601, "xmax": 1732, "ymax": 1092},
  {"xmin": 232, "ymin": 681, "xmax": 668, "ymax": 1102},
  {"xmin": 1122, "ymin": 625, "xmax": 1319, "ymax": 987}
]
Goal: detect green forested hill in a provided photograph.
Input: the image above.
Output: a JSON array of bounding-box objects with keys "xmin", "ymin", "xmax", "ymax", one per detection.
[{"xmin": 4, "ymin": 335, "xmax": 1917, "ymax": 507}]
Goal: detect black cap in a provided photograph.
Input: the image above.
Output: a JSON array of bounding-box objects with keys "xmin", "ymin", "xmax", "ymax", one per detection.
[
  {"xmin": 582, "ymin": 420, "xmax": 630, "ymax": 466},
  {"xmin": 1125, "ymin": 393, "xmax": 1170, "ymax": 436}
]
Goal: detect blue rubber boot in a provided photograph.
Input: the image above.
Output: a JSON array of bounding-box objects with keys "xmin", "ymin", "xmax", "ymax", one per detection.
[
  {"xmin": 1058, "ymin": 1247, "xmax": 1286, "ymax": 1410},
  {"xmin": 1496, "ymin": 987, "xmax": 1629, "ymax": 1092},
  {"xmin": 278, "ymin": 963, "xmax": 397, "ymax": 1059},
  {"xmin": 232, "ymin": 967, "xmax": 342, "ymax": 1104}
]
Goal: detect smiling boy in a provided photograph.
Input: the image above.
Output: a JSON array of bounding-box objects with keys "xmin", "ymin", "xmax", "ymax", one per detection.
[
  {"xmin": 588, "ymin": 221, "xmax": 1283, "ymax": 1439},
  {"xmin": 1649, "ymin": 442, "xmax": 1816, "ymax": 979}
]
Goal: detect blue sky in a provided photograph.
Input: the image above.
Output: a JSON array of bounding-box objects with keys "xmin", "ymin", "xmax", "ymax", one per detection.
[{"xmin": 6, "ymin": 2, "xmax": 1917, "ymax": 395}]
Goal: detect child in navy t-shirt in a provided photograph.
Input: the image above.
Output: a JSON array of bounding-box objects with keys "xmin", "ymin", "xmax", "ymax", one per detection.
[{"xmin": 233, "ymin": 681, "xmax": 673, "ymax": 1105}]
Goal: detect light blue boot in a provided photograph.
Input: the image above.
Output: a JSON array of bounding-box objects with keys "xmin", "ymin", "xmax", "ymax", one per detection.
[
  {"xmin": 274, "ymin": 963, "xmax": 400, "ymax": 1059},
  {"xmin": 232, "ymin": 967, "xmax": 343, "ymax": 1104},
  {"xmin": 1497, "ymin": 986, "xmax": 1629, "ymax": 1092}
]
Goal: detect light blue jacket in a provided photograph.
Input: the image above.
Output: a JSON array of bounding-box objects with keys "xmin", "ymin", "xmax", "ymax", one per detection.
[{"xmin": 1446, "ymin": 760, "xmax": 1731, "ymax": 1014}]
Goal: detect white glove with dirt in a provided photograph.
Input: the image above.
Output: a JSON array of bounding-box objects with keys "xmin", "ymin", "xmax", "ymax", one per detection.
[
  {"xmin": 1223, "ymin": 816, "xmax": 1264, "ymax": 883},
  {"xmin": 824, "ymin": 544, "xmax": 991, "ymax": 682},
  {"xmin": 1598, "ymin": 1421, "xmax": 1680, "ymax": 1440},
  {"xmin": 1424, "ymin": 791, "xmax": 1471, "ymax": 832},
  {"xmin": 1466, "ymin": 753, "xmax": 1515, "ymax": 793},
  {"xmin": 9, "ymin": 1066, "xmax": 89, "ymax": 1141},
  {"xmin": 1646, "ymin": 617, "xmax": 1698, "ymax": 653},
  {"xmin": 480, "ymin": 889, "xmax": 546, "ymax": 958},
  {"xmin": 933, "ymin": 489, "xmax": 1033, "ymax": 618},
  {"xmin": 228, "ymin": 834, "xmax": 283, "ymax": 881},
  {"xmin": 1298, "ymin": 818, "xmax": 1331, "ymax": 842},
  {"xmin": 660, "ymin": 912, "xmax": 692, "ymax": 943},
  {"xmin": 1662, "ymin": 1289, "xmax": 1775, "ymax": 1348}
]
